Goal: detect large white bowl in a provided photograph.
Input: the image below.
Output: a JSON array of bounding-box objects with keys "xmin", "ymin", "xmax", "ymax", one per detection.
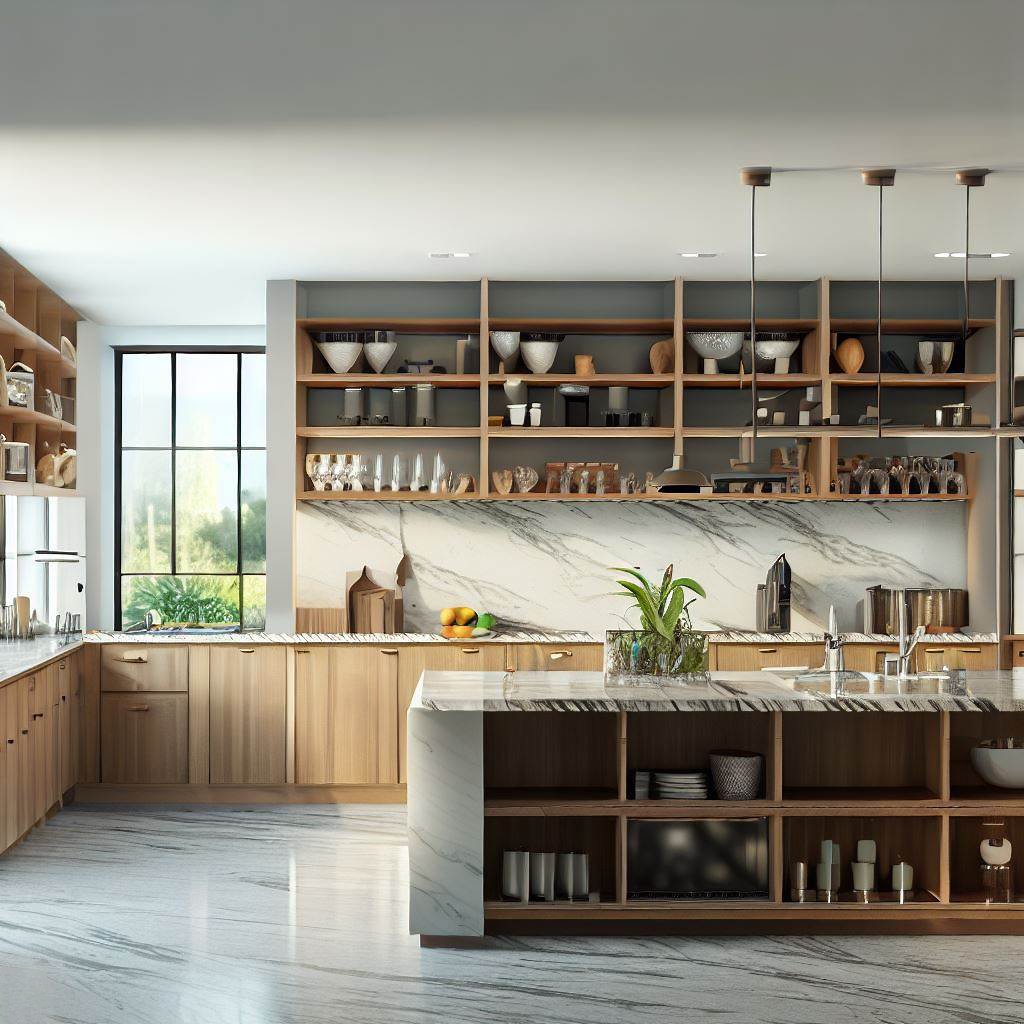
[
  {"xmin": 315, "ymin": 340, "xmax": 363, "ymax": 373},
  {"xmin": 744, "ymin": 335, "xmax": 801, "ymax": 373},
  {"xmin": 364, "ymin": 336, "xmax": 397, "ymax": 373},
  {"xmin": 520, "ymin": 339, "xmax": 560, "ymax": 373},
  {"xmin": 490, "ymin": 331, "xmax": 520, "ymax": 368},
  {"xmin": 971, "ymin": 744, "xmax": 1024, "ymax": 788},
  {"xmin": 686, "ymin": 331, "xmax": 743, "ymax": 373}
]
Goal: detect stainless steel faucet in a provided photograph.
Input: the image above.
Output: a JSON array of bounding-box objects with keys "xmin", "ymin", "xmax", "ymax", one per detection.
[
  {"xmin": 885, "ymin": 588, "xmax": 925, "ymax": 678},
  {"xmin": 823, "ymin": 605, "xmax": 845, "ymax": 673}
]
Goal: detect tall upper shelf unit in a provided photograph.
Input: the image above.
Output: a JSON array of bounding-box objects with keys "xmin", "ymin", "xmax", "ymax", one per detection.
[
  {"xmin": 0, "ymin": 249, "xmax": 79, "ymax": 497},
  {"xmin": 293, "ymin": 276, "xmax": 1014, "ymax": 504}
]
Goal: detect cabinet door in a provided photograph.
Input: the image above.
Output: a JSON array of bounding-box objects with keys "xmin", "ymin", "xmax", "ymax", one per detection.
[
  {"xmin": 16, "ymin": 676, "xmax": 33, "ymax": 836},
  {"xmin": 101, "ymin": 645, "xmax": 188, "ymax": 692},
  {"xmin": 295, "ymin": 647, "xmax": 399, "ymax": 785},
  {"xmin": 101, "ymin": 693, "xmax": 189, "ymax": 783},
  {"xmin": 917, "ymin": 644, "xmax": 997, "ymax": 671},
  {"xmin": 58, "ymin": 656, "xmax": 79, "ymax": 794},
  {"xmin": 513, "ymin": 643, "xmax": 603, "ymax": 672},
  {"xmin": 44, "ymin": 665, "xmax": 60, "ymax": 809},
  {"xmin": 209, "ymin": 647, "xmax": 287, "ymax": 784},
  {"xmin": 397, "ymin": 644, "xmax": 508, "ymax": 783},
  {"xmin": 0, "ymin": 684, "xmax": 11, "ymax": 852},
  {"xmin": 842, "ymin": 645, "xmax": 898, "ymax": 674},
  {"xmin": 714, "ymin": 643, "xmax": 822, "ymax": 671}
]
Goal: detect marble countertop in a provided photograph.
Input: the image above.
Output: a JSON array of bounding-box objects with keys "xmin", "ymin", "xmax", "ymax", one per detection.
[
  {"xmin": 0, "ymin": 635, "xmax": 84, "ymax": 687},
  {"xmin": 414, "ymin": 668, "xmax": 1023, "ymax": 712},
  {"xmin": 85, "ymin": 629, "xmax": 996, "ymax": 645},
  {"xmin": 85, "ymin": 630, "xmax": 595, "ymax": 645}
]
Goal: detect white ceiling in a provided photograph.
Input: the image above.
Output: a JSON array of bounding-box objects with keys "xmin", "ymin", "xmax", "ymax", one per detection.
[{"xmin": 0, "ymin": 0, "xmax": 1022, "ymax": 324}]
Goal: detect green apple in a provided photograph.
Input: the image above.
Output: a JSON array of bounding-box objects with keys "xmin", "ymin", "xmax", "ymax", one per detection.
[{"xmin": 477, "ymin": 612, "xmax": 496, "ymax": 631}]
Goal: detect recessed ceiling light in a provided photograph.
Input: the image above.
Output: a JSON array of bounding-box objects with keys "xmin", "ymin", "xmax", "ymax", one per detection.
[
  {"xmin": 428, "ymin": 251, "xmax": 473, "ymax": 259},
  {"xmin": 934, "ymin": 251, "xmax": 1010, "ymax": 259}
]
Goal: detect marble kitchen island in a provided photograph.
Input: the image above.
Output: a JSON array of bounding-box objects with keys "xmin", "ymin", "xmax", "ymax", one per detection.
[{"xmin": 408, "ymin": 669, "xmax": 1024, "ymax": 941}]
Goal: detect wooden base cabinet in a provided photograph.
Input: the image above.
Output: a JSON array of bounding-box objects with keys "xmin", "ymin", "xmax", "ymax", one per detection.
[
  {"xmin": 210, "ymin": 647, "xmax": 287, "ymax": 784},
  {"xmin": 397, "ymin": 645, "xmax": 508, "ymax": 783},
  {"xmin": 101, "ymin": 693, "xmax": 188, "ymax": 784},
  {"xmin": 295, "ymin": 647, "xmax": 399, "ymax": 785}
]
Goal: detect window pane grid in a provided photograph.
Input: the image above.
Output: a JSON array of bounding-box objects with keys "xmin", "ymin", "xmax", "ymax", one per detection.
[{"xmin": 116, "ymin": 348, "xmax": 266, "ymax": 631}]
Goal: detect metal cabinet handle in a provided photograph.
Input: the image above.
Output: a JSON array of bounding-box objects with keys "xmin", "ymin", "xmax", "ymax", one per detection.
[
  {"xmin": 961, "ymin": 647, "xmax": 981, "ymax": 653},
  {"xmin": 32, "ymin": 713, "xmax": 43, "ymax": 720},
  {"xmin": 924, "ymin": 648, "xmax": 945, "ymax": 654},
  {"xmin": 121, "ymin": 655, "xmax": 147, "ymax": 663},
  {"xmin": 461, "ymin": 648, "xmax": 480, "ymax": 654},
  {"xmin": 239, "ymin": 649, "xmax": 255, "ymax": 654},
  {"xmin": 20, "ymin": 729, "xmax": 27, "ymax": 735},
  {"xmin": 127, "ymin": 705, "xmax": 149, "ymax": 712},
  {"xmin": 61, "ymin": 695, "xmax": 66, "ymax": 703},
  {"xmin": 6, "ymin": 738, "xmax": 13, "ymax": 744},
  {"xmin": 549, "ymin": 651, "xmax": 572, "ymax": 660},
  {"xmin": 758, "ymin": 648, "xmax": 778, "ymax": 654},
  {"xmin": 295, "ymin": 650, "xmax": 310, "ymax": 655},
  {"xmin": 380, "ymin": 648, "xmax": 399, "ymax": 655},
  {"xmin": 58, "ymin": 662, "xmax": 66, "ymax": 670}
]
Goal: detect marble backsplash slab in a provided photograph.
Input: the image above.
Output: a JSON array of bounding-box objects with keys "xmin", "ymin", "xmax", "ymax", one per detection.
[{"xmin": 295, "ymin": 500, "xmax": 967, "ymax": 635}]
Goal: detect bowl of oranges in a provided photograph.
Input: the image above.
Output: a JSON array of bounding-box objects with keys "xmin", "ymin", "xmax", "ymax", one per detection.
[{"xmin": 439, "ymin": 606, "xmax": 497, "ymax": 639}]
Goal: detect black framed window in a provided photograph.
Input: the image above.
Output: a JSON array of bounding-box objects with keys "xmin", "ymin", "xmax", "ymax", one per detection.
[{"xmin": 115, "ymin": 349, "xmax": 266, "ymax": 630}]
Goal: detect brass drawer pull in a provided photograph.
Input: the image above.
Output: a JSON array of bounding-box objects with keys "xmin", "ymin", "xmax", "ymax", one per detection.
[
  {"xmin": 127, "ymin": 705, "xmax": 149, "ymax": 712},
  {"xmin": 961, "ymin": 647, "xmax": 981, "ymax": 653},
  {"xmin": 758, "ymin": 648, "xmax": 778, "ymax": 654},
  {"xmin": 295, "ymin": 650, "xmax": 310, "ymax": 655},
  {"xmin": 461, "ymin": 648, "xmax": 480, "ymax": 654},
  {"xmin": 239, "ymin": 649, "xmax": 256, "ymax": 654},
  {"xmin": 549, "ymin": 651, "xmax": 572, "ymax": 660},
  {"xmin": 380, "ymin": 648, "xmax": 399, "ymax": 655},
  {"xmin": 58, "ymin": 662, "xmax": 66, "ymax": 670},
  {"xmin": 924, "ymin": 648, "xmax": 945, "ymax": 654}
]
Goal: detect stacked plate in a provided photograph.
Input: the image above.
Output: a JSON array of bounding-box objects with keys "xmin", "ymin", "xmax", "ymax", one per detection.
[{"xmin": 651, "ymin": 770, "xmax": 709, "ymax": 800}]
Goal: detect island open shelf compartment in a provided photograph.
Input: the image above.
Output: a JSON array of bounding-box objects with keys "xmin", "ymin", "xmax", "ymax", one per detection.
[
  {"xmin": 949, "ymin": 816, "xmax": 1024, "ymax": 904},
  {"xmin": 484, "ymin": 711, "xmax": 620, "ymax": 803},
  {"xmin": 483, "ymin": 816, "xmax": 619, "ymax": 905},
  {"xmin": 783, "ymin": 815, "xmax": 943, "ymax": 904},
  {"xmin": 627, "ymin": 711, "xmax": 774, "ymax": 802},
  {"xmin": 782, "ymin": 712, "xmax": 944, "ymax": 801},
  {"xmin": 949, "ymin": 711, "xmax": 1024, "ymax": 802}
]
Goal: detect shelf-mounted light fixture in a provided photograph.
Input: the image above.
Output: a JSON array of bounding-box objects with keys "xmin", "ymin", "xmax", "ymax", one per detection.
[
  {"xmin": 741, "ymin": 167, "xmax": 771, "ymax": 440},
  {"xmin": 862, "ymin": 169, "xmax": 896, "ymax": 439},
  {"xmin": 955, "ymin": 169, "xmax": 990, "ymax": 349}
]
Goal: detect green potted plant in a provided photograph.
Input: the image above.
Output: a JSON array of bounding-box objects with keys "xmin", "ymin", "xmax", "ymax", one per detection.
[{"xmin": 605, "ymin": 564, "xmax": 708, "ymax": 680}]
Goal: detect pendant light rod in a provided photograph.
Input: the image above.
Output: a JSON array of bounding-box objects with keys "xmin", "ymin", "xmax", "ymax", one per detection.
[
  {"xmin": 955, "ymin": 168, "xmax": 989, "ymax": 347},
  {"xmin": 862, "ymin": 169, "xmax": 895, "ymax": 439},
  {"xmin": 741, "ymin": 167, "xmax": 771, "ymax": 440}
]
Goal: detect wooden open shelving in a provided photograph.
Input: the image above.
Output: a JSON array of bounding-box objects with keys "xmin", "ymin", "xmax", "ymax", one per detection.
[
  {"xmin": 0, "ymin": 248, "xmax": 79, "ymax": 497},
  {"xmin": 479, "ymin": 707, "xmax": 1024, "ymax": 931},
  {"xmin": 293, "ymin": 276, "xmax": 1012, "ymax": 507}
]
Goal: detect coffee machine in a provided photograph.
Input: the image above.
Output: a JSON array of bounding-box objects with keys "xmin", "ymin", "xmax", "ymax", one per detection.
[{"xmin": 756, "ymin": 554, "xmax": 791, "ymax": 633}]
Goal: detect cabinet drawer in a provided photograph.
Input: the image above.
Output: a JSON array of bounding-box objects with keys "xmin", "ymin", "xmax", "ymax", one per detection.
[
  {"xmin": 715, "ymin": 643, "xmax": 823, "ymax": 671},
  {"xmin": 842, "ymin": 645, "xmax": 898, "ymax": 674},
  {"xmin": 101, "ymin": 692, "xmax": 188, "ymax": 783},
  {"xmin": 513, "ymin": 643, "xmax": 604, "ymax": 671},
  {"xmin": 917, "ymin": 644, "xmax": 997, "ymax": 671},
  {"xmin": 101, "ymin": 645, "xmax": 188, "ymax": 692}
]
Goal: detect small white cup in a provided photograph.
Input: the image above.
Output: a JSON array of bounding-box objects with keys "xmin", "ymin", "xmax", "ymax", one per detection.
[{"xmin": 508, "ymin": 404, "xmax": 527, "ymax": 426}]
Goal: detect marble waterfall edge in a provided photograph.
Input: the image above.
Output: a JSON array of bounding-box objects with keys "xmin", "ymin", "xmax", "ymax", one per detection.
[{"xmin": 296, "ymin": 500, "xmax": 967, "ymax": 634}]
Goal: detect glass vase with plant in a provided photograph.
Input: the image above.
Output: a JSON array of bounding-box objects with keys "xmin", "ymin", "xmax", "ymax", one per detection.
[{"xmin": 605, "ymin": 564, "xmax": 708, "ymax": 680}]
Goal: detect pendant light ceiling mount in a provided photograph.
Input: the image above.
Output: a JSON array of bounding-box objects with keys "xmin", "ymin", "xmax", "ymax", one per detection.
[
  {"xmin": 740, "ymin": 167, "xmax": 772, "ymax": 188},
  {"xmin": 955, "ymin": 168, "xmax": 990, "ymax": 188},
  {"xmin": 861, "ymin": 169, "xmax": 896, "ymax": 187}
]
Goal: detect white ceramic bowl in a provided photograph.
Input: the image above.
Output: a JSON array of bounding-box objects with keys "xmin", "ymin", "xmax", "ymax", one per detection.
[
  {"xmin": 490, "ymin": 331, "xmax": 520, "ymax": 367},
  {"xmin": 687, "ymin": 331, "xmax": 744, "ymax": 360},
  {"xmin": 315, "ymin": 340, "xmax": 363, "ymax": 373},
  {"xmin": 364, "ymin": 335, "xmax": 397, "ymax": 373},
  {"xmin": 520, "ymin": 340, "xmax": 560, "ymax": 373},
  {"xmin": 971, "ymin": 743, "xmax": 1024, "ymax": 788}
]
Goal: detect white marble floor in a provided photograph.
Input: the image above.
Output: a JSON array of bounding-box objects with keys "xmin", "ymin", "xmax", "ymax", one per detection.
[{"xmin": 0, "ymin": 805, "xmax": 1021, "ymax": 1024}]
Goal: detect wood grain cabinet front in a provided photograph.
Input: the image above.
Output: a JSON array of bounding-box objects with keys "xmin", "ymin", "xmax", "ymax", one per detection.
[
  {"xmin": 294, "ymin": 647, "xmax": 399, "ymax": 785},
  {"xmin": 101, "ymin": 645, "xmax": 188, "ymax": 692},
  {"xmin": 0, "ymin": 682, "xmax": 17, "ymax": 852},
  {"xmin": 396, "ymin": 644, "xmax": 508, "ymax": 783},
  {"xmin": 714, "ymin": 643, "xmax": 823, "ymax": 671},
  {"xmin": 101, "ymin": 692, "xmax": 189, "ymax": 784},
  {"xmin": 916, "ymin": 644, "xmax": 997, "ymax": 672},
  {"xmin": 513, "ymin": 644, "xmax": 604, "ymax": 672},
  {"xmin": 57, "ymin": 655, "xmax": 80, "ymax": 795},
  {"xmin": 209, "ymin": 647, "xmax": 287, "ymax": 785}
]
